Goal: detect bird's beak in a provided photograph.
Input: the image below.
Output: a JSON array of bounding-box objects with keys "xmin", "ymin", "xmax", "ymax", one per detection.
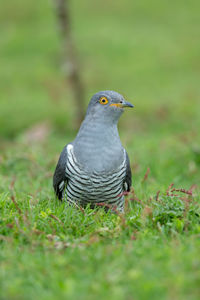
[
  {"xmin": 110, "ymin": 101, "xmax": 134, "ymax": 109},
  {"xmin": 122, "ymin": 101, "xmax": 134, "ymax": 108}
]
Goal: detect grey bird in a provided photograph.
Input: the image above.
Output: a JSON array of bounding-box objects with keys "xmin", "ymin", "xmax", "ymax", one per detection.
[{"xmin": 53, "ymin": 90, "xmax": 134, "ymax": 211}]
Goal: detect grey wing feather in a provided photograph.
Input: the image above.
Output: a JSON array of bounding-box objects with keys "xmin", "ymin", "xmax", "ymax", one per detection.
[
  {"xmin": 123, "ymin": 151, "xmax": 132, "ymax": 192},
  {"xmin": 53, "ymin": 145, "xmax": 68, "ymax": 200}
]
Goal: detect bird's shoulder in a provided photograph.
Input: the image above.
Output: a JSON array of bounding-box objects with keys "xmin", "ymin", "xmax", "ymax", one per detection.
[
  {"xmin": 123, "ymin": 149, "xmax": 132, "ymax": 192},
  {"xmin": 53, "ymin": 143, "xmax": 72, "ymax": 199}
]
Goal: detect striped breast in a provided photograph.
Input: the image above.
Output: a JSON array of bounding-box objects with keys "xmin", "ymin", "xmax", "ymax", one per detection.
[{"xmin": 65, "ymin": 144, "xmax": 126, "ymax": 211}]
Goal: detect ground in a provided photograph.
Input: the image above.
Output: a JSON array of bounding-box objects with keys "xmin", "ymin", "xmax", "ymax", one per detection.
[{"xmin": 0, "ymin": 0, "xmax": 200, "ymax": 299}]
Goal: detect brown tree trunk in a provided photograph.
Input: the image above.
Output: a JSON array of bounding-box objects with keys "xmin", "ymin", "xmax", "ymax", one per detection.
[{"xmin": 54, "ymin": 0, "xmax": 85, "ymax": 126}]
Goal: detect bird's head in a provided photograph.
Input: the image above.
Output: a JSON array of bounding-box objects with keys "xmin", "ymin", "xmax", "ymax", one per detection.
[{"xmin": 86, "ymin": 91, "xmax": 134, "ymax": 124}]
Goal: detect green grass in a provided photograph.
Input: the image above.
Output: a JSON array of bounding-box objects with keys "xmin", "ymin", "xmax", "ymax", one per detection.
[{"xmin": 0, "ymin": 0, "xmax": 200, "ymax": 299}]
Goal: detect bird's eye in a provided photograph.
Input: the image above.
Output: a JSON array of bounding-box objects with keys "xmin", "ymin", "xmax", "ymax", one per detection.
[{"xmin": 99, "ymin": 97, "xmax": 108, "ymax": 105}]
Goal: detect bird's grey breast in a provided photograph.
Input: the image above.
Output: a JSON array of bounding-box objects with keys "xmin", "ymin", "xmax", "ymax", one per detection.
[{"xmin": 66, "ymin": 144, "xmax": 125, "ymax": 177}]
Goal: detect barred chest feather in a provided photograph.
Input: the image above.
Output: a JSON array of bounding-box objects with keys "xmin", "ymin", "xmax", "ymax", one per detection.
[{"xmin": 64, "ymin": 144, "xmax": 127, "ymax": 210}]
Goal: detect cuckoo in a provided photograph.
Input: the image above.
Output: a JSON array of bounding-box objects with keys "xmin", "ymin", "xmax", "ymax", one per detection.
[{"xmin": 53, "ymin": 91, "xmax": 134, "ymax": 211}]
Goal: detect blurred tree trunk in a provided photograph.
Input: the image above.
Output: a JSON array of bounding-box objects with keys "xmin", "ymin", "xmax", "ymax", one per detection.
[{"xmin": 54, "ymin": 0, "xmax": 85, "ymax": 126}]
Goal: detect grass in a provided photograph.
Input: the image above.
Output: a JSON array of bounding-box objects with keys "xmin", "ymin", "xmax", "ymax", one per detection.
[{"xmin": 0, "ymin": 0, "xmax": 200, "ymax": 299}]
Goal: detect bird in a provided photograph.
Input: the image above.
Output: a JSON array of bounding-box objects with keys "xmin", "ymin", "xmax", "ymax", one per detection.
[{"xmin": 53, "ymin": 90, "xmax": 134, "ymax": 212}]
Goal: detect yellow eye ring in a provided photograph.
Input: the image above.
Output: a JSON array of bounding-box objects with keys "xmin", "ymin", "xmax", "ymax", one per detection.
[{"xmin": 99, "ymin": 97, "xmax": 108, "ymax": 105}]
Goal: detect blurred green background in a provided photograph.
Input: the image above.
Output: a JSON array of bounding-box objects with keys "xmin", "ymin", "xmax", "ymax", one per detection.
[
  {"xmin": 0, "ymin": 0, "xmax": 200, "ymax": 299},
  {"xmin": 1, "ymin": 0, "xmax": 200, "ymax": 137}
]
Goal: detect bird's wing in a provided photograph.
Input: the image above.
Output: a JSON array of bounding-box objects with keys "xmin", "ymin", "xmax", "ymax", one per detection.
[
  {"xmin": 123, "ymin": 150, "xmax": 132, "ymax": 192},
  {"xmin": 53, "ymin": 144, "xmax": 69, "ymax": 200}
]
